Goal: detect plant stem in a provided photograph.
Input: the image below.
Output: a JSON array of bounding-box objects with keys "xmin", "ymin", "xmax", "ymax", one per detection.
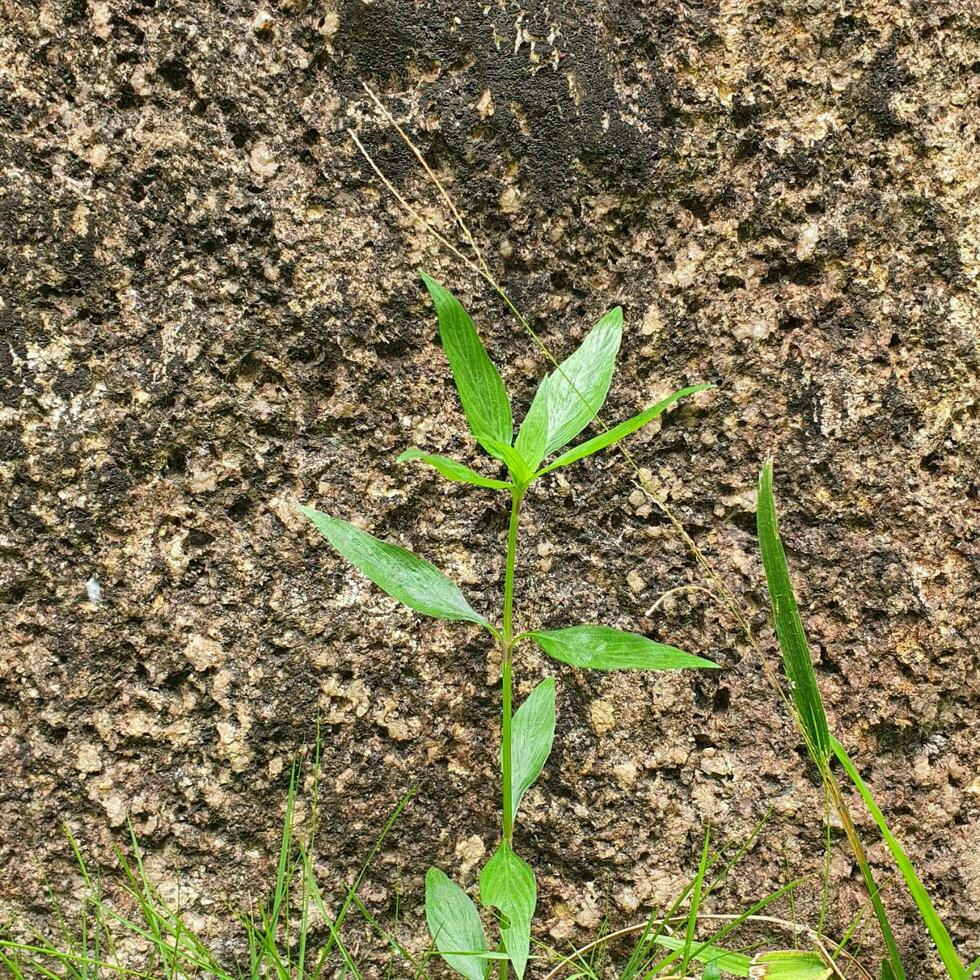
[
  {"xmin": 822, "ymin": 770, "xmax": 906, "ymax": 980},
  {"xmin": 497, "ymin": 488, "xmax": 524, "ymax": 980},
  {"xmin": 501, "ymin": 487, "xmax": 524, "ymax": 847}
]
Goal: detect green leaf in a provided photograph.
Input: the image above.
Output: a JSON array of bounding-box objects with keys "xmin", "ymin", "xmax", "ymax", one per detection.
[
  {"xmin": 481, "ymin": 437, "xmax": 535, "ymax": 487},
  {"xmin": 512, "ymin": 391, "xmax": 549, "ymax": 477},
  {"xmin": 682, "ymin": 828, "xmax": 711, "ymax": 976},
  {"xmin": 420, "ymin": 272, "xmax": 513, "ymax": 459},
  {"xmin": 652, "ymin": 936, "xmax": 750, "ymax": 977},
  {"xmin": 480, "ymin": 843, "xmax": 536, "ymax": 979},
  {"xmin": 509, "ymin": 678, "xmax": 556, "ymax": 825},
  {"xmin": 397, "ymin": 449, "xmax": 513, "ymax": 490},
  {"xmin": 528, "ymin": 626, "xmax": 718, "ymax": 671},
  {"xmin": 425, "ymin": 868, "xmax": 489, "ymax": 980},
  {"xmin": 536, "ymin": 384, "xmax": 714, "ymax": 476},
  {"xmin": 756, "ymin": 459, "xmax": 831, "ymax": 766},
  {"xmin": 300, "ymin": 506, "xmax": 488, "ymax": 625},
  {"xmin": 832, "ymin": 738, "xmax": 966, "ymax": 980},
  {"xmin": 749, "ymin": 951, "xmax": 831, "ymax": 979},
  {"xmin": 881, "ymin": 961, "xmax": 898, "ymax": 980},
  {"xmin": 704, "ymin": 963, "xmax": 724, "ymax": 980},
  {"xmin": 515, "ymin": 307, "xmax": 623, "ymax": 472}
]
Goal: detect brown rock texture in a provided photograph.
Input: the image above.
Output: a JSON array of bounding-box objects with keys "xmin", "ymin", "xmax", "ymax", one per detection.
[{"xmin": 2, "ymin": 0, "xmax": 979, "ymax": 975}]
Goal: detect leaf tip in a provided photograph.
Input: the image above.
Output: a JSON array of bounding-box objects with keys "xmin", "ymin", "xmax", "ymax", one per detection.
[
  {"xmin": 758, "ymin": 456, "xmax": 775, "ymax": 503},
  {"xmin": 418, "ymin": 269, "xmax": 443, "ymax": 299}
]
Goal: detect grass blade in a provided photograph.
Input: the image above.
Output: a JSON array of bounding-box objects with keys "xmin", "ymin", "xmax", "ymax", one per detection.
[
  {"xmin": 832, "ymin": 738, "xmax": 965, "ymax": 979},
  {"xmin": 681, "ymin": 827, "xmax": 711, "ymax": 976},
  {"xmin": 756, "ymin": 459, "xmax": 830, "ymax": 765}
]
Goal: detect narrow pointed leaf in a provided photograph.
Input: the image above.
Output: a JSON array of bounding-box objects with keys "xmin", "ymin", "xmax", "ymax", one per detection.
[
  {"xmin": 508, "ymin": 678, "xmax": 556, "ymax": 824},
  {"xmin": 480, "ymin": 843, "xmax": 536, "ymax": 979},
  {"xmin": 425, "ymin": 868, "xmax": 489, "ymax": 980},
  {"xmin": 652, "ymin": 936, "xmax": 750, "ymax": 977},
  {"xmin": 397, "ymin": 449, "xmax": 513, "ymax": 490},
  {"xmin": 420, "ymin": 272, "xmax": 513, "ymax": 459},
  {"xmin": 300, "ymin": 506, "xmax": 488, "ymax": 625},
  {"xmin": 881, "ymin": 961, "xmax": 898, "ymax": 980},
  {"xmin": 529, "ymin": 626, "xmax": 718, "ymax": 671},
  {"xmin": 515, "ymin": 307, "xmax": 623, "ymax": 471},
  {"xmin": 749, "ymin": 951, "xmax": 832, "ymax": 979},
  {"xmin": 832, "ymin": 738, "xmax": 966, "ymax": 980},
  {"xmin": 681, "ymin": 828, "xmax": 711, "ymax": 976},
  {"xmin": 537, "ymin": 384, "xmax": 714, "ymax": 476},
  {"xmin": 756, "ymin": 459, "xmax": 831, "ymax": 765}
]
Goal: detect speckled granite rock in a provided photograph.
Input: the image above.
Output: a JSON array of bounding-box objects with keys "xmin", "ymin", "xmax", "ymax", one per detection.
[{"xmin": 1, "ymin": 0, "xmax": 978, "ymax": 975}]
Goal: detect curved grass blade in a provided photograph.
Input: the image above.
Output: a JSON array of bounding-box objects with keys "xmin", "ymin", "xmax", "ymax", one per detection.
[
  {"xmin": 832, "ymin": 738, "xmax": 966, "ymax": 979},
  {"xmin": 756, "ymin": 459, "xmax": 831, "ymax": 765},
  {"xmin": 300, "ymin": 506, "xmax": 488, "ymax": 625},
  {"xmin": 420, "ymin": 272, "xmax": 513, "ymax": 459},
  {"xmin": 515, "ymin": 307, "xmax": 623, "ymax": 472},
  {"xmin": 508, "ymin": 678, "xmax": 556, "ymax": 825},
  {"xmin": 529, "ymin": 626, "xmax": 717, "ymax": 671},
  {"xmin": 536, "ymin": 384, "xmax": 714, "ymax": 476},
  {"xmin": 425, "ymin": 868, "xmax": 489, "ymax": 980},
  {"xmin": 651, "ymin": 935, "xmax": 750, "ymax": 977},
  {"xmin": 397, "ymin": 449, "xmax": 513, "ymax": 490},
  {"xmin": 480, "ymin": 842, "xmax": 536, "ymax": 979}
]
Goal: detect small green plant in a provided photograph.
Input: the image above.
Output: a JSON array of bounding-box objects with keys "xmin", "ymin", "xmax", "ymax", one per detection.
[
  {"xmin": 346, "ymin": 88, "xmax": 973, "ymax": 978},
  {"xmin": 300, "ymin": 274, "xmax": 717, "ymax": 978}
]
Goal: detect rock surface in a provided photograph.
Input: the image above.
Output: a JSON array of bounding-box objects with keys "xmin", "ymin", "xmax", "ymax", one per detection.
[{"xmin": 1, "ymin": 0, "xmax": 979, "ymax": 975}]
